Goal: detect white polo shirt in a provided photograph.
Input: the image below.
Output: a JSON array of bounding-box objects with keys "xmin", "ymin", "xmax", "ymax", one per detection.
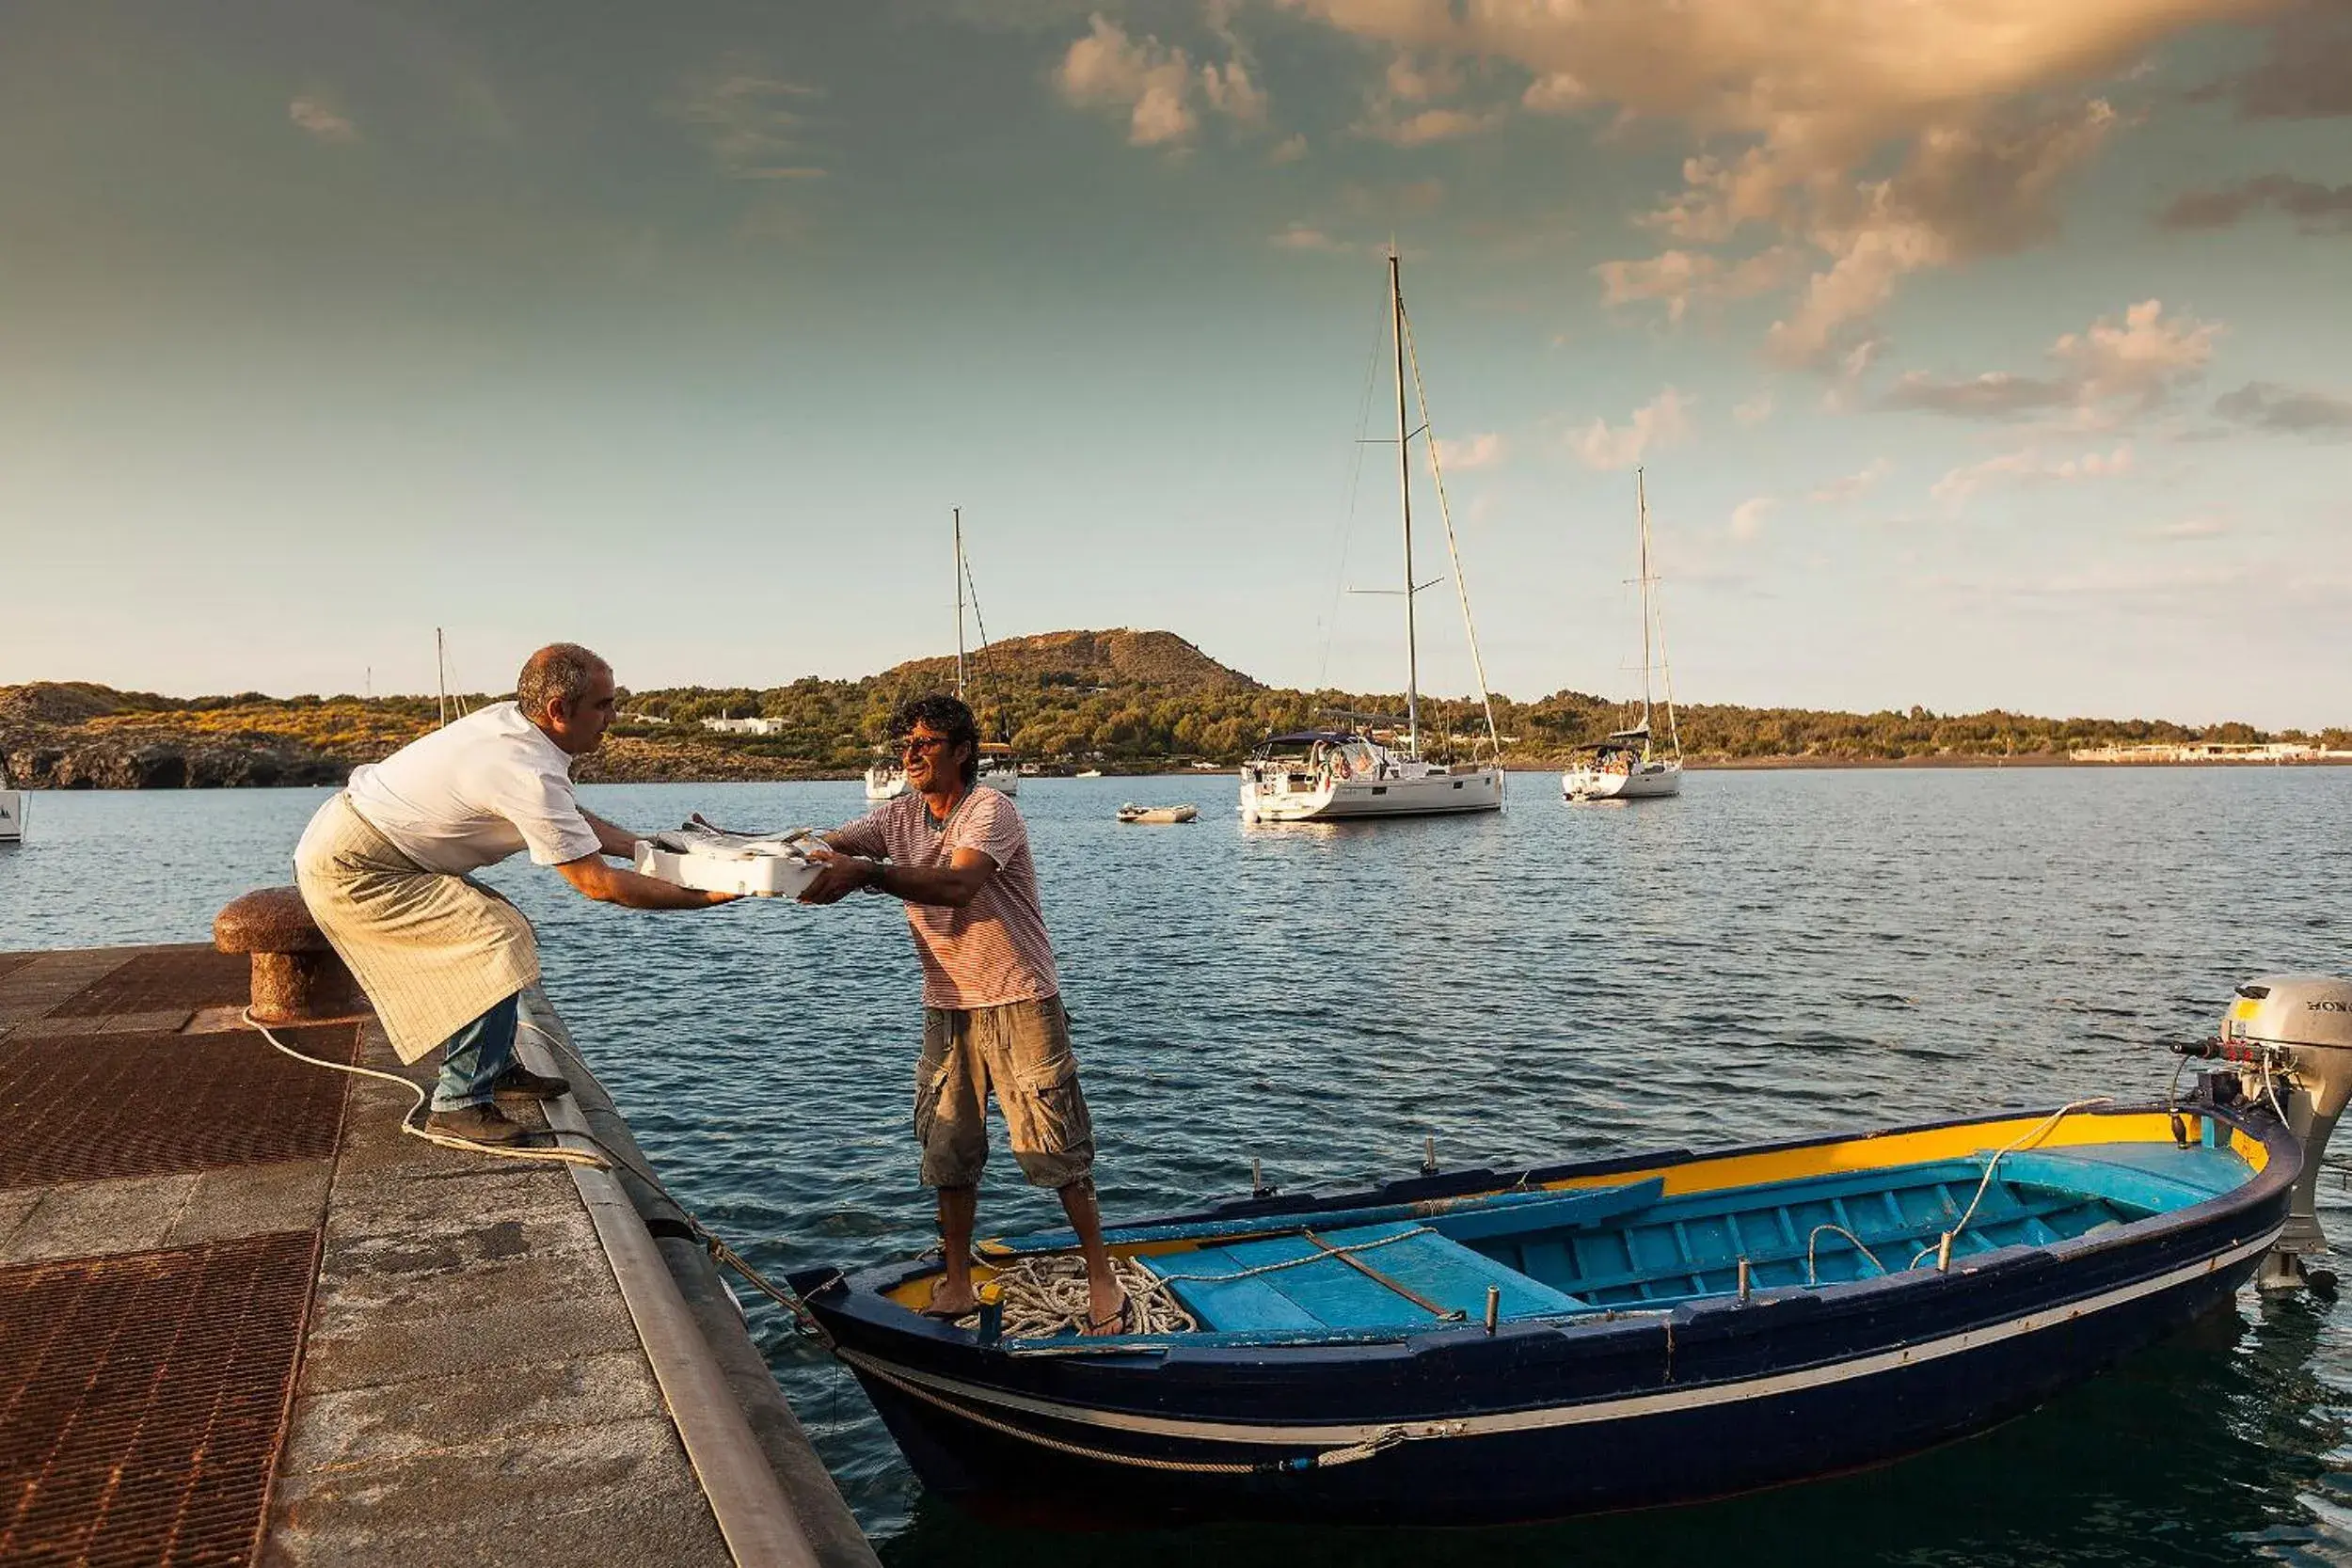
[{"xmin": 341, "ymin": 702, "xmax": 602, "ymax": 875}]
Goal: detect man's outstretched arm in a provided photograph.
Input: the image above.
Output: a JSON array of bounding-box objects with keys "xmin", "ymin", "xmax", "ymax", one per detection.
[
  {"xmin": 554, "ymin": 854, "xmax": 738, "ymax": 910},
  {"xmin": 801, "ymin": 846, "xmax": 997, "ymax": 909},
  {"xmin": 580, "ymin": 810, "xmax": 644, "ymax": 859}
]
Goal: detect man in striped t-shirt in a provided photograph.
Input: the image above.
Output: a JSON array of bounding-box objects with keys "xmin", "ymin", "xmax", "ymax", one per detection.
[{"xmin": 801, "ymin": 694, "xmax": 1125, "ymax": 1333}]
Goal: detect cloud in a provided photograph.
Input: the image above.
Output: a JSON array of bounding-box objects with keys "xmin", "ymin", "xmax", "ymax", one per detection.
[
  {"xmin": 2050, "ymin": 300, "xmax": 2221, "ymax": 416},
  {"xmin": 1595, "ymin": 251, "xmax": 1714, "ymax": 324},
  {"xmin": 2212, "ymin": 381, "xmax": 2352, "ymax": 437},
  {"xmin": 1348, "ymin": 47, "xmax": 1505, "ymax": 145},
  {"xmin": 1269, "ymin": 1, "xmax": 2221, "ymax": 365},
  {"xmin": 1595, "ymin": 246, "xmax": 1801, "ymax": 325},
  {"xmin": 1060, "ymin": 17, "xmax": 1196, "ymax": 145},
  {"xmin": 1567, "ymin": 388, "xmax": 1694, "ymax": 470},
  {"xmin": 1201, "ymin": 58, "xmax": 1268, "ymax": 124},
  {"xmin": 1435, "ymin": 432, "xmax": 1505, "ymax": 469},
  {"xmin": 1056, "ymin": 13, "xmax": 1267, "ymax": 150},
  {"xmin": 1382, "ymin": 52, "xmax": 1462, "ymax": 103},
  {"xmin": 1808, "ymin": 458, "xmax": 1894, "ymax": 502},
  {"xmin": 2158, "ymin": 175, "xmax": 2352, "ymax": 233},
  {"xmin": 1880, "ymin": 300, "xmax": 2218, "ymax": 426},
  {"xmin": 1758, "ymin": 100, "xmax": 2120, "ymax": 368},
  {"xmin": 1931, "ymin": 443, "xmax": 2134, "ymax": 510},
  {"xmin": 1734, "ymin": 392, "xmax": 1775, "ymax": 427},
  {"xmin": 1882, "ymin": 372, "xmax": 2073, "ymax": 418},
  {"xmin": 677, "ymin": 67, "xmax": 824, "ymax": 179},
  {"xmin": 2187, "ymin": 0, "xmax": 2352, "ymax": 119},
  {"xmin": 1270, "ymin": 222, "xmax": 1345, "ymax": 251},
  {"xmin": 1362, "ymin": 105, "xmax": 1505, "ymax": 146},
  {"xmin": 1520, "ymin": 72, "xmax": 1587, "ymax": 114},
  {"xmin": 1729, "ymin": 497, "xmax": 1776, "ymax": 540},
  {"xmin": 289, "ymin": 95, "xmax": 358, "ymax": 143}
]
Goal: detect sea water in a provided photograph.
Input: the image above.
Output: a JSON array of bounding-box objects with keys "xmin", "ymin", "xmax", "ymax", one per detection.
[{"xmin": 3, "ymin": 768, "xmax": 2348, "ymax": 1565}]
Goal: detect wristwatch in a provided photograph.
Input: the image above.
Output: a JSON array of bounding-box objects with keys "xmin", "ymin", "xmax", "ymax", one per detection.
[{"xmin": 858, "ymin": 859, "xmax": 890, "ymax": 894}]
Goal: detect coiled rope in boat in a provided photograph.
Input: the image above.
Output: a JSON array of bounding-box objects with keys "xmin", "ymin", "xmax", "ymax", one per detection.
[
  {"xmin": 975, "ymin": 1224, "xmax": 1445, "ymax": 1339},
  {"xmin": 967, "ymin": 1255, "xmax": 1200, "ymax": 1338}
]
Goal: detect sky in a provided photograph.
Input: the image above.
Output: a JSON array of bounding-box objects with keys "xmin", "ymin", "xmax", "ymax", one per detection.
[{"xmin": 2, "ymin": 0, "xmax": 2348, "ymax": 728}]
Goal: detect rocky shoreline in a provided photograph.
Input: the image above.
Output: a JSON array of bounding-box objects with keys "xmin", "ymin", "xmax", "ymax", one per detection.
[
  {"xmin": 3, "ymin": 735, "xmax": 349, "ymax": 790},
  {"xmin": 0, "ymin": 731, "xmax": 849, "ymax": 790},
  {"xmin": 23, "ymin": 731, "xmax": 2339, "ymax": 790}
]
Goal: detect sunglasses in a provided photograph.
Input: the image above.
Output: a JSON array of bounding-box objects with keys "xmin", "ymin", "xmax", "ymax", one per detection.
[{"xmin": 898, "ymin": 735, "xmax": 954, "ymax": 756}]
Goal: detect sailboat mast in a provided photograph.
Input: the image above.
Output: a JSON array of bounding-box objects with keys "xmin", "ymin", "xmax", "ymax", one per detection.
[
  {"xmin": 1636, "ymin": 468, "xmax": 1654, "ymax": 737},
  {"xmin": 436, "ymin": 627, "xmax": 447, "ymax": 728},
  {"xmin": 1391, "ymin": 249, "xmax": 1420, "ymax": 754},
  {"xmin": 953, "ymin": 507, "xmax": 965, "ymax": 702}
]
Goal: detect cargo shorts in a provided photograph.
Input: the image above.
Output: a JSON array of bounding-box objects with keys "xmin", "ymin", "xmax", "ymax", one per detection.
[{"xmin": 914, "ymin": 996, "xmax": 1096, "ymax": 1190}]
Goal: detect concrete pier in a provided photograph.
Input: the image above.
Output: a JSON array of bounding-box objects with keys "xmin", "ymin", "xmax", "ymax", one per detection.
[{"xmin": 0, "ymin": 942, "xmax": 878, "ymax": 1568}]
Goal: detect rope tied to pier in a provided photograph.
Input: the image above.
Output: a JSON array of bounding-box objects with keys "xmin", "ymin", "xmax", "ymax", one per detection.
[
  {"xmin": 245, "ymin": 1008, "xmax": 609, "ymax": 1168},
  {"xmin": 248, "ymin": 1008, "xmax": 850, "ymax": 1347}
]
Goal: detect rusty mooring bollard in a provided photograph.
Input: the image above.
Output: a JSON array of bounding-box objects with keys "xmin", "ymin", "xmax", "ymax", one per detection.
[{"xmin": 213, "ymin": 886, "xmax": 355, "ymax": 1023}]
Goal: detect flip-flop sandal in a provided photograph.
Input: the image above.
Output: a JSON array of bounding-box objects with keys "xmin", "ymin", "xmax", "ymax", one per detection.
[
  {"xmin": 921, "ymin": 1302, "xmax": 977, "ymax": 1322},
  {"xmin": 1083, "ymin": 1293, "xmax": 1135, "ymax": 1337}
]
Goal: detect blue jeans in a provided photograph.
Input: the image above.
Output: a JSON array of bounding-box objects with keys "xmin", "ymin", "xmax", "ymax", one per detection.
[{"xmin": 431, "ymin": 992, "xmax": 520, "ymax": 1112}]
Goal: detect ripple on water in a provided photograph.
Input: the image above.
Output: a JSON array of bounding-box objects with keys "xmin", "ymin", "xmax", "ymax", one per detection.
[{"xmin": 7, "ymin": 768, "xmax": 2352, "ymax": 1559}]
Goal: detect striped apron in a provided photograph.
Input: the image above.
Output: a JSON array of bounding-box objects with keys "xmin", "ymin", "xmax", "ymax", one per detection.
[{"xmin": 293, "ymin": 792, "xmax": 540, "ymax": 1064}]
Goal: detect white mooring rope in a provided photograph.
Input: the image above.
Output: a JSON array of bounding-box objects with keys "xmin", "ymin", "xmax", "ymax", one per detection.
[{"xmin": 245, "ymin": 1007, "xmax": 608, "ymax": 1167}]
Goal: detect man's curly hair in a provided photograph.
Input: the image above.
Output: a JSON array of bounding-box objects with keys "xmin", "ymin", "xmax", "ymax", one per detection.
[{"xmin": 890, "ymin": 693, "xmax": 980, "ymax": 787}]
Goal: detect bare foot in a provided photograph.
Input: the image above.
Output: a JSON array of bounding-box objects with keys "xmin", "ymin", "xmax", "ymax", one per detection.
[
  {"xmin": 924, "ymin": 1279, "xmax": 980, "ymax": 1320},
  {"xmin": 1080, "ymin": 1275, "xmax": 1129, "ymax": 1337}
]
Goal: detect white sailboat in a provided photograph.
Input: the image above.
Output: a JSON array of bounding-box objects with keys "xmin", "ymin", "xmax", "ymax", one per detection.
[
  {"xmin": 1239, "ymin": 250, "xmax": 1505, "ymax": 824},
  {"xmin": 1563, "ymin": 467, "xmax": 1683, "ymax": 802},
  {"xmin": 0, "ymin": 785, "xmax": 23, "ymax": 844}
]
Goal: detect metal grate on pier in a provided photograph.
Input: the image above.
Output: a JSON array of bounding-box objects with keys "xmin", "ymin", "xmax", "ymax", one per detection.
[
  {"xmin": 0, "ymin": 1230, "xmax": 318, "ymax": 1566},
  {"xmin": 49, "ymin": 948, "xmax": 255, "ymax": 1019},
  {"xmin": 0, "ymin": 1023, "xmax": 360, "ymax": 1189}
]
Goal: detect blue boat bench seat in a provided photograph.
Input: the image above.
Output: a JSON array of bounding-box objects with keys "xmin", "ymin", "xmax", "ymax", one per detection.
[
  {"xmin": 1139, "ymin": 1221, "xmax": 1591, "ymax": 1332},
  {"xmin": 1130, "ymin": 1180, "xmax": 1677, "ymax": 1332}
]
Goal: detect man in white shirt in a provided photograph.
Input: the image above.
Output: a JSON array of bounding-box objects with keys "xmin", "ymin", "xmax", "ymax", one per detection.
[{"xmin": 295, "ymin": 643, "xmax": 733, "ymax": 1147}]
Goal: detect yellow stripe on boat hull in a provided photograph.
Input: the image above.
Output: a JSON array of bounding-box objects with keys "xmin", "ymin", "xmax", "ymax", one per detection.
[{"xmin": 1538, "ymin": 1110, "xmax": 2263, "ymax": 1201}]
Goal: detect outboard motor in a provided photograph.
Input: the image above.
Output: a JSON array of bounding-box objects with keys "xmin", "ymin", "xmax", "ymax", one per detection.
[{"xmin": 2204, "ymin": 975, "xmax": 2352, "ymax": 1291}]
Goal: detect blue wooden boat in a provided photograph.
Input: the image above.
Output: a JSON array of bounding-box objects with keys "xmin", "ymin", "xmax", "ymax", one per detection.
[{"xmin": 800, "ymin": 1091, "xmax": 2302, "ymax": 1527}]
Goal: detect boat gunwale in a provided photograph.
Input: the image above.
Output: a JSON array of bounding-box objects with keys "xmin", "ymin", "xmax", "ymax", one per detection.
[
  {"xmin": 805, "ymin": 1098, "xmax": 2298, "ymax": 1369},
  {"xmin": 973, "ymin": 1098, "xmax": 2278, "ymax": 1257}
]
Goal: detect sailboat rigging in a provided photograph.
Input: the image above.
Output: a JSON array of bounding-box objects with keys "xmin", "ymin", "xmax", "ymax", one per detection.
[
  {"xmin": 1239, "ymin": 248, "xmax": 1505, "ymax": 823},
  {"xmin": 434, "ymin": 628, "xmax": 471, "ymax": 730},
  {"xmin": 865, "ymin": 508, "xmax": 1020, "ymax": 800},
  {"xmin": 955, "ymin": 511, "xmax": 1021, "ymax": 797},
  {"xmin": 1563, "ymin": 467, "xmax": 1683, "ymax": 801}
]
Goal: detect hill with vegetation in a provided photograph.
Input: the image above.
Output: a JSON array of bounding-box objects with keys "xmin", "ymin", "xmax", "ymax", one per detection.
[{"xmin": 3, "ymin": 628, "xmax": 2344, "ymax": 787}]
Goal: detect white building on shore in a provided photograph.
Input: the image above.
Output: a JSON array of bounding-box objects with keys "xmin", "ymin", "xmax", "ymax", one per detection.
[
  {"xmin": 701, "ymin": 713, "xmax": 784, "ymax": 736},
  {"xmin": 2070, "ymin": 741, "xmax": 2352, "ymax": 764}
]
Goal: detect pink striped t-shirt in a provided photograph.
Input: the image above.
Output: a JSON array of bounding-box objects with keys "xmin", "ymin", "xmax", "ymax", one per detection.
[{"xmin": 829, "ymin": 786, "xmax": 1060, "ymax": 1008}]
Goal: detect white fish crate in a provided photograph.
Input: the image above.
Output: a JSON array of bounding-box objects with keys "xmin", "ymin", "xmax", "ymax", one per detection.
[{"xmin": 632, "ymin": 825, "xmax": 823, "ymax": 898}]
